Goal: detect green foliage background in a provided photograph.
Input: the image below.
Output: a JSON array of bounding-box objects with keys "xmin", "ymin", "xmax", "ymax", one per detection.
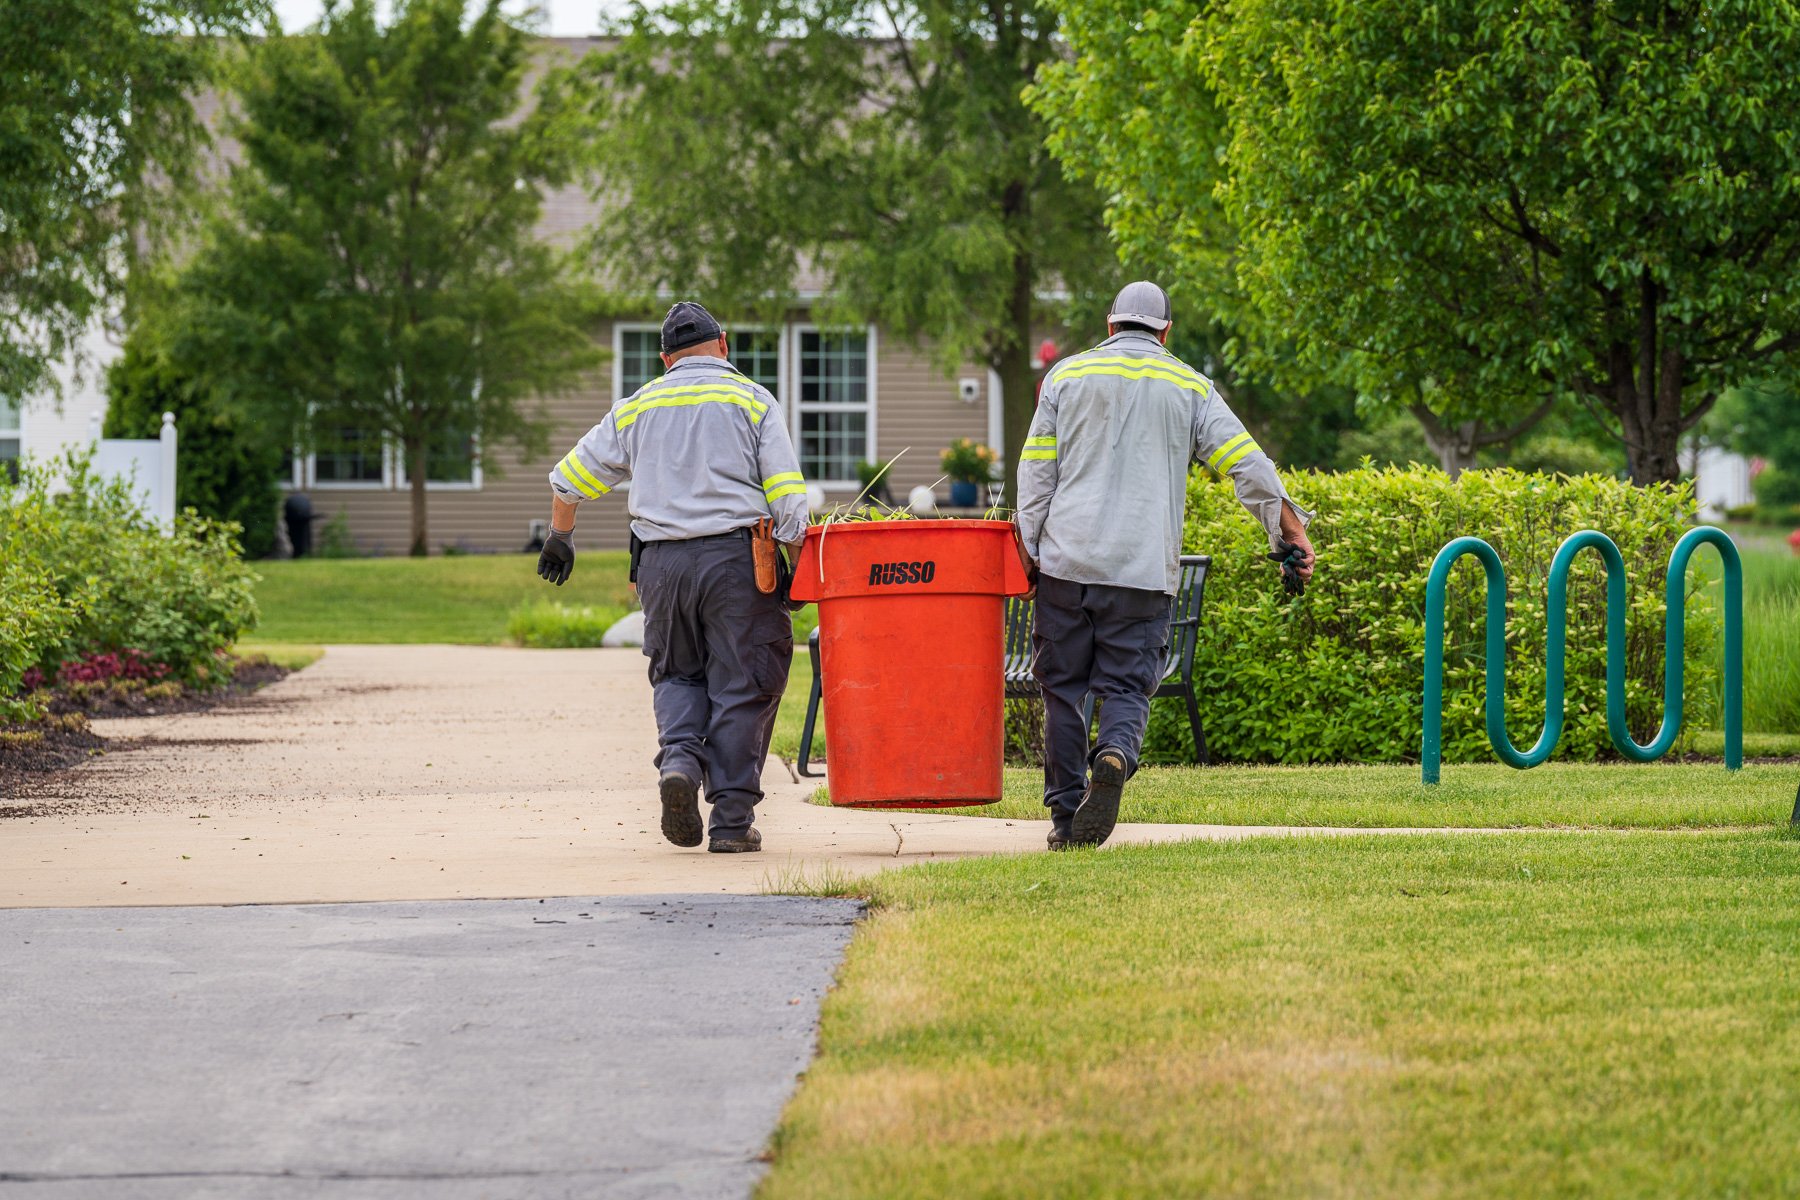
[
  {"xmin": 1138, "ymin": 467, "xmax": 1719, "ymax": 764},
  {"xmin": 105, "ymin": 332, "xmax": 284, "ymax": 559}
]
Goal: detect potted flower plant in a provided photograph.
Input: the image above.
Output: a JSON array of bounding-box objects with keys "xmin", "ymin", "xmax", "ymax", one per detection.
[{"xmin": 939, "ymin": 438, "xmax": 998, "ymax": 508}]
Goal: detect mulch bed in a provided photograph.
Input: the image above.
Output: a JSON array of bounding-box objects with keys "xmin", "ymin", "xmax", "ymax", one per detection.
[{"xmin": 0, "ymin": 659, "xmax": 289, "ymax": 810}]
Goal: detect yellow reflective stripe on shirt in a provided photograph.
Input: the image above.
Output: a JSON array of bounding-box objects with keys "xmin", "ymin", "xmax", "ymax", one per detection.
[
  {"xmin": 1054, "ymin": 360, "xmax": 1209, "ymax": 390},
  {"xmin": 1021, "ymin": 434, "xmax": 1057, "ymax": 461},
  {"xmin": 557, "ymin": 455, "xmax": 607, "ymax": 498},
  {"xmin": 763, "ymin": 471, "xmax": 805, "ymax": 501},
  {"xmin": 1025, "ymin": 436, "xmax": 1057, "ymax": 447},
  {"xmin": 616, "ymin": 382, "xmax": 768, "ymax": 417},
  {"xmin": 615, "ymin": 391, "xmax": 767, "ymax": 429},
  {"xmin": 1209, "ymin": 433, "xmax": 1261, "ymax": 475}
]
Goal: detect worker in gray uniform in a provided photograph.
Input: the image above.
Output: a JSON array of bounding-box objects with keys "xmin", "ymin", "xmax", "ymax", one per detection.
[
  {"xmin": 536, "ymin": 301, "xmax": 809, "ymax": 854},
  {"xmin": 1016, "ymin": 280, "xmax": 1317, "ymax": 850}
]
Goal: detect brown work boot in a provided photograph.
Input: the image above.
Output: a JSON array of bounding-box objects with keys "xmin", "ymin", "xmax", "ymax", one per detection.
[
  {"xmin": 708, "ymin": 827, "xmax": 762, "ymax": 854},
  {"xmin": 659, "ymin": 773, "xmax": 703, "ymax": 848},
  {"xmin": 1070, "ymin": 749, "xmax": 1126, "ymax": 847}
]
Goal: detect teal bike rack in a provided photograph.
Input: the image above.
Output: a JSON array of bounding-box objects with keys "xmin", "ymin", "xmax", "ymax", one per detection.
[{"xmin": 1422, "ymin": 527, "xmax": 1742, "ymax": 784}]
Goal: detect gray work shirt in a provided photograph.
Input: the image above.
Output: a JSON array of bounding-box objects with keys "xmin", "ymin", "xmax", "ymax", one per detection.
[
  {"xmin": 548, "ymin": 355, "xmax": 810, "ymax": 544},
  {"xmin": 1015, "ymin": 331, "xmax": 1311, "ymax": 595}
]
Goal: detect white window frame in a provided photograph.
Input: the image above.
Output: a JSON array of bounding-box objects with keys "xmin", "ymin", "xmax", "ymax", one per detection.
[
  {"xmin": 305, "ymin": 427, "xmax": 393, "ymax": 491},
  {"xmin": 789, "ymin": 322, "xmax": 877, "ymax": 490}
]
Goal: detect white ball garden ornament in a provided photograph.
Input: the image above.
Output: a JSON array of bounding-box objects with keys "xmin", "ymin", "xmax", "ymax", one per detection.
[{"xmin": 908, "ymin": 485, "xmax": 937, "ymax": 515}]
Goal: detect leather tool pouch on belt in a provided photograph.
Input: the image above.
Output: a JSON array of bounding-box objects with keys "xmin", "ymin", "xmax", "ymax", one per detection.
[{"xmin": 751, "ymin": 519, "xmax": 779, "ymax": 595}]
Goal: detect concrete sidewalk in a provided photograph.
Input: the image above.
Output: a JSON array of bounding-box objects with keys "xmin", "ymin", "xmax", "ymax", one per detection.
[
  {"xmin": 3, "ymin": 646, "xmax": 1350, "ymax": 910},
  {"xmin": 0, "ymin": 894, "xmax": 860, "ymax": 1199}
]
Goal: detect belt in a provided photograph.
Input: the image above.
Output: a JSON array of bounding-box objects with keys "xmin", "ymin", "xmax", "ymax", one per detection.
[{"xmin": 643, "ymin": 527, "xmax": 751, "ymax": 547}]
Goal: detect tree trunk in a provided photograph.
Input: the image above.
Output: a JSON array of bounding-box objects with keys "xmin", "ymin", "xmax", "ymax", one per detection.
[
  {"xmin": 1408, "ymin": 405, "xmax": 1481, "ymax": 478},
  {"xmin": 1610, "ymin": 270, "xmax": 1686, "ymax": 486},
  {"xmin": 998, "ymin": 237, "xmax": 1036, "ymax": 508},
  {"xmin": 407, "ymin": 435, "xmax": 429, "ymax": 557}
]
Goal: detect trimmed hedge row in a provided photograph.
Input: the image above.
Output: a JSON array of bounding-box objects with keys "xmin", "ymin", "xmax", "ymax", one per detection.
[
  {"xmin": 1134, "ymin": 466, "xmax": 1719, "ymax": 764},
  {"xmin": 1, "ymin": 456, "xmax": 259, "ymax": 721}
]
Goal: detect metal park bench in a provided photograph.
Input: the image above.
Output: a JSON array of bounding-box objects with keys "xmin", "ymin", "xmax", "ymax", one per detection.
[{"xmin": 795, "ymin": 554, "xmax": 1211, "ymax": 777}]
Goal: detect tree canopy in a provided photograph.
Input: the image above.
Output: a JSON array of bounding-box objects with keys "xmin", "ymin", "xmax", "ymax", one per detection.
[
  {"xmin": 154, "ymin": 0, "xmax": 600, "ymax": 555},
  {"xmin": 1034, "ymin": 0, "xmax": 1800, "ymax": 484},
  {"xmin": 0, "ymin": 0, "xmax": 265, "ymax": 404},
  {"xmin": 570, "ymin": 0, "xmax": 1120, "ymax": 498}
]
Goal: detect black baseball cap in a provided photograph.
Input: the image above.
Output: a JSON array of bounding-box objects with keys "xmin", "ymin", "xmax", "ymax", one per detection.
[{"xmin": 660, "ymin": 301, "xmax": 724, "ymax": 352}]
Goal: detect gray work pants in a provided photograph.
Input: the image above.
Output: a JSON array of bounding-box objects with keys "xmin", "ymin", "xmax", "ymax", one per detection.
[
  {"xmin": 1031, "ymin": 574, "xmax": 1172, "ymax": 829},
  {"xmin": 637, "ymin": 532, "xmax": 794, "ymax": 839}
]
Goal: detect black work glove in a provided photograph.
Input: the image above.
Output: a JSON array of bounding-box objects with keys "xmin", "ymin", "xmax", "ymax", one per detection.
[
  {"xmin": 1267, "ymin": 538, "xmax": 1307, "ymax": 597},
  {"xmin": 538, "ymin": 528, "xmax": 575, "ymax": 586}
]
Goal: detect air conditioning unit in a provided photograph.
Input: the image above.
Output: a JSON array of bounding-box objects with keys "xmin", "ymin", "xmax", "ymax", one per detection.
[{"xmin": 529, "ymin": 518, "xmax": 548, "ymax": 542}]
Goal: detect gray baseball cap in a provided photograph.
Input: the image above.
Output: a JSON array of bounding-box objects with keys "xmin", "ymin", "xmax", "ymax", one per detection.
[{"xmin": 1107, "ymin": 280, "xmax": 1173, "ymax": 331}]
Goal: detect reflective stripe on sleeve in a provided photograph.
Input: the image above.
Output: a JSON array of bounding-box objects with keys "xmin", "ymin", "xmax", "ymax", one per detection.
[
  {"xmin": 763, "ymin": 471, "xmax": 806, "ymax": 502},
  {"xmin": 1021, "ymin": 435, "xmax": 1057, "ymax": 461},
  {"xmin": 1207, "ymin": 433, "xmax": 1261, "ymax": 475},
  {"xmin": 557, "ymin": 454, "xmax": 608, "ymax": 498}
]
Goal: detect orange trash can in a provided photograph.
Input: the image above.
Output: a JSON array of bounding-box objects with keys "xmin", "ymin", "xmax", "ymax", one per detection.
[{"xmin": 788, "ymin": 519, "xmax": 1033, "ymax": 808}]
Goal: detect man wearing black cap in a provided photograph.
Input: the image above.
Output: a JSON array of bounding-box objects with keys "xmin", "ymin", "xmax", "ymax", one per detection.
[
  {"xmin": 1016, "ymin": 280, "xmax": 1316, "ymax": 849},
  {"xmin": 536, "ymin": 301, "xmax": 810, "ymax": 854}
]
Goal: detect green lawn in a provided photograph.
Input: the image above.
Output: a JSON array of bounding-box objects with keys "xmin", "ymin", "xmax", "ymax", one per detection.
[
  {"xmin": 813, "ymin": 761, "xmax": 1796, "ymax": 829},
  {"xmin": 762, "ymin": 830, "xmax": 1800, "ymax": 1198},
  {"xmin": 249, "ymin": 553, "xmax": 637, "ymax": 643}
]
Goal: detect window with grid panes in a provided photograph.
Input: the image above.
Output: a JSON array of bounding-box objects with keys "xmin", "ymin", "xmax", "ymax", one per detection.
[
  {"xmin": 313, "ymin": 425, "xmax": 384, "ymax": 484},
  {"xmin": 616, "ymin": 329, "xmax": 664, "ymax": 398},
  {"xmin": 796, "ymin": 331, "xmax": 870, "ymax": 482},
  {"xmin": 731, "ymin": 330, "xmax": 780, "ymax": 393}
]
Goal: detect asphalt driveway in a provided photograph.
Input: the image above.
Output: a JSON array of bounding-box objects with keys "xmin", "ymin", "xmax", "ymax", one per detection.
[{"xmin": 0, "ymin": 894, "xmax": 861, "ymax": 1199}]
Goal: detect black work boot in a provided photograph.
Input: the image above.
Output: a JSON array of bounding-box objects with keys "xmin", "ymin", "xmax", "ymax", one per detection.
[
  {"xmin": 659, "ymin": 772, "xmax": 703, "ymax": 848},
  {"xmin": 1047, "ymin": 818, "xmax": 1073, "ymax": 852},
  {"xmin": 708, "ymin": 826, "xmax": 762, "ymax": 854},
  {"xmin": 1070, "ymin": 749, "xmax": 1126, "ymax": 847}
]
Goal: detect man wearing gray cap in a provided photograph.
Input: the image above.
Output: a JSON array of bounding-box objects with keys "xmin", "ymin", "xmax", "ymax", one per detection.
[
  {"xmin": 1016, "ymin": 280, "xmax": 1316, "ymax": 849},
  {"xmin": 536, "ymin": 301, "xmax": 809, "ymax": 854}
]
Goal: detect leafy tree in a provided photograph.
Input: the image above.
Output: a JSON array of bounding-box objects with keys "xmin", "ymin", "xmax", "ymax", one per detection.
[
  {"xmin": 105, "ymin": 319, "xmax": 284, "ymax": 558},
  {"xmin": 0, "ymin": 0, "xmax": 266, "ymax": 403},
  {"xmin": 570, "ymin": 0, "xmax": 1120, "ymax": 500},
  {"xmin": 1191, "ymin": 0, "xmax": 1800, "ymax": 484},
  {"xmin": 159, "ymin": 0, "xmax": 601, "ymax": 555},
  {"xmin": 1027, "ymin": 0, "xmax": 1559, "ymax": 477}
]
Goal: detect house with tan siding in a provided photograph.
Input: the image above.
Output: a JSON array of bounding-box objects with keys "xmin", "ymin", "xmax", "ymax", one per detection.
[
  {"xmin": 284, "ymin": 36, "xmax": 1015, "ymax": 557},
  {"xmin": 10, "ymin": 37, "xmax": 1032, "ymax": 555}
]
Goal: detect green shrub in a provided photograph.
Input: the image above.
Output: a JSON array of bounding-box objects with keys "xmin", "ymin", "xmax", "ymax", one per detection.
[
  {"xmin": 314, "ymin": 511, "xmax": 361, "ymax": 558},
  {"xmin": 0, "ymin": 454, "xmax": 259, "ymax": 689},
  {"xmin": 1136, "ymin": 466, "xmax": 1722, "ymax": 764},
  {"xmin": 507, "ymin": 599, "xmax": 631, "ymax": 647},
  {"xmin": 0, "ymin": 557, "xmax": 75, "ymax": 721}
]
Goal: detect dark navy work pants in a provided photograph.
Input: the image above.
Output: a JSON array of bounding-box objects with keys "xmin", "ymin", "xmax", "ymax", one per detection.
[
  {"xmin": 637, "ymin": 532, "xmax": 794, "ymax": 839},
  {"xmin": 1031, "ymin": 574, "xmax": 1172, "ymax": 830}
]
